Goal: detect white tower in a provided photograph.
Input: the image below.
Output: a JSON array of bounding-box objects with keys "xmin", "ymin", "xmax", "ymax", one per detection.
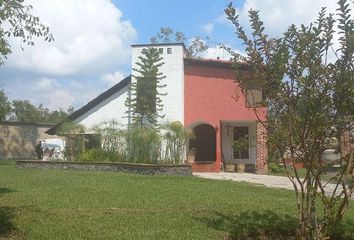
[{"xmin": 131, "ymin": 43, "xmax": 186, "ymax": 124}]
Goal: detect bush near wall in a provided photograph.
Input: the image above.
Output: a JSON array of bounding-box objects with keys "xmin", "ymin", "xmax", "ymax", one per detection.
[{"xmin": 66, "ymin": 121, "xmax": 192, "ymax": 165}]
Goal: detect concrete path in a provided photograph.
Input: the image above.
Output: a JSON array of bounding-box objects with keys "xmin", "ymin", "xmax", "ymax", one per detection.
[{"xmin": 193, "ymin": 172, "xmax": 353, "ymax": 199}]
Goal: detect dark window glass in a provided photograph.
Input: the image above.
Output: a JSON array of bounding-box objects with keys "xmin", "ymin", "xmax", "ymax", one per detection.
[{"xmin": 233, "ymin": 127, "xmax": 249, "ymax": 159}]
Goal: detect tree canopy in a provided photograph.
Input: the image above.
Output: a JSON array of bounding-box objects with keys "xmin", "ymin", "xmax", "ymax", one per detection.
[
  {"xmin": 9, "ymin": 100, "xmax": 74, "ymax": 124},
  {"xmin": 0, "ymin": 0, "xmax": 53, "ymax": 64},
  {"xmin": 0, "ymin": 89, "xmax": 11, "ymax": 121},
  {"xmin": 225, "ymin": 0, "xmax": 354, "ymax": 238},
  {"xmin": 150, "ymin": 27, "xmax": 209, "ymax": 58},
  {"xmin": 0, "ymin": 89, "xmax": 74, "ymax": 124}
]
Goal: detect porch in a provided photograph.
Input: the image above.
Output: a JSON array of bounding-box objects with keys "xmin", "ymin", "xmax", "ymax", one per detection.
[{"xmin": 188, "ymin": 120, "xmax": 267, "ymax": 173}]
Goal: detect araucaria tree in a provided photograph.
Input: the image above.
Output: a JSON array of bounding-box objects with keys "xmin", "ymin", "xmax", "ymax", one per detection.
[
  {"xmin": 225, "ymin": 0, "xmax": 354, "ymax": 239},
  {"xmin": 126, "ymin": 47, "xmax": 166, "ymax": 128}
]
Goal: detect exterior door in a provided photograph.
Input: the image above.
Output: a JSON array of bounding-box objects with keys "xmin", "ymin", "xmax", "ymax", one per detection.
[{"xmin": 189, "ymin": 124, "xmax": 216, "ymax": 162}]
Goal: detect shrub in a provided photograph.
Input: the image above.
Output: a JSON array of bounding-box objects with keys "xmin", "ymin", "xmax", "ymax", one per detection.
[
  {"xmin": 76, "ymin": 148, "xmax": 124, "ymax": 163},
  {"xmin": 161, "ymin": 121, "xmax": 194, "ymax": 164},
  {"xmin": 126, "ymin": 127, "xmax": 161, "ymax": 164},
  {"xmin": 56, "ymin": 121, "xmax": 86, "ymax": 161},
  {"xmin": 93, "ymin": 120, "xmax": 126, "ymax": 158},
  {"xmin": 268, "ymin": 162, "xmax": 284, "ymax": 174}
]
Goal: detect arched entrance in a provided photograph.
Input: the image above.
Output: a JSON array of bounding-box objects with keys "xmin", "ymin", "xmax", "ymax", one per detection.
[{"xmin": 189, "ymin": 124, "xmax": 216, "ymax": 162}]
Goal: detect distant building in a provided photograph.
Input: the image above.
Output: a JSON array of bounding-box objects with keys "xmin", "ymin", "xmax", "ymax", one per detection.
[
  {"xmin": 47, "ymin": 43, "xmax": 268, "ymax": 173},
  {"xmin": 0, "ymin": 121, "xmax": 62, "ymax": 160}
]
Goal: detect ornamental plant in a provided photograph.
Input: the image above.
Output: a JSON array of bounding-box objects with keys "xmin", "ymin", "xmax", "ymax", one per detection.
[{"xmin": 225, "ymin": 1, "xmax": 354, "ymax": 239}]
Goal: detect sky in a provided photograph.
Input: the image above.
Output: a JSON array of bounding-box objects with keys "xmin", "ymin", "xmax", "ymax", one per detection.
[{"xmin": 0, "ymin": 0, "xmax": 339, "ymax": 111}]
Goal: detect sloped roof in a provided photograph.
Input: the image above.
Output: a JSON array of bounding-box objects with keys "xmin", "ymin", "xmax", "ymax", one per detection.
[
  {"xmin": 0, "ymin": 121, "xmax": 55, "ymax": 127},
  {"xmin": 46, "ymin": 75, "xmax": 131, "ymax": 135}
]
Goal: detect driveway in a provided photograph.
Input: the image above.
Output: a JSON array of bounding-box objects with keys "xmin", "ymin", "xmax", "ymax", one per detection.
[{"xmin": 193, "ymin": 172, "xmax": 354, "ymax": 199}]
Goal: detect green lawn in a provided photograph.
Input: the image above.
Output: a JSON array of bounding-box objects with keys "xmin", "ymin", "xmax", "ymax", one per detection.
[{"xmin": 0, "ymin": 161, "xmax": 353, "ymax": 240}]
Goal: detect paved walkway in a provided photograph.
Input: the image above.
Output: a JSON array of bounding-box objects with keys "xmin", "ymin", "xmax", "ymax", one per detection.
[{"xmin": 193, "ymin": 172, "xmax": 353, "ymax": 199}]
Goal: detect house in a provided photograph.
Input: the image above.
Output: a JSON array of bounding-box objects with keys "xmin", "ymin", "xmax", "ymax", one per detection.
[{"xmin": 47, "ymin": 43, "xmax": 268, "ymax": 173}]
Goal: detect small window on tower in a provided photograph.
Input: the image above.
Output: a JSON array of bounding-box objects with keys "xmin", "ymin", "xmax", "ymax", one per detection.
[
  {"xmin": 167, "ymin": 48, "xmax": 172, "ymax": 54},
  {"xmin": 158, "ymin": 48, "xmax": 163, "ymax": 54}
]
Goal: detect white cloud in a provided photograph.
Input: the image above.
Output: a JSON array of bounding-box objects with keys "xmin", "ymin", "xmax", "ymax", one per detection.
[
  {"xmin": 48, "ymin": 89, "xmax": 76, "ymax": 110},
  {"xmin": 3, "ymin": 78, "xmax": 105, "ymax": 111},
  {"xmin": 202, "ymin": 13, "xmax": 228, "ymax": 35},
  {"xmin": 202, "ymin": 23, "xmax": 215, "ymax": 34},
  {"xmin": 35, "ymin": 78, "xmax": 59, "ymax": 91},
  {"xmin": 236, "ymin": 0, "xmax": 338, "ymax": 36},
  {"xmin": 100, "ymin": 71, "xmax": 125, "ymax": 87},
  {"xmin": 216, "ymin": 14, "xmax": 228, "ymax": 24},
  {"xmin": 5, "ymin": 0, "xmax": 137, "ymax": 76},
  {"xmin": 232, "ymin": 0, "xmax": 343, "ymax": 62}
]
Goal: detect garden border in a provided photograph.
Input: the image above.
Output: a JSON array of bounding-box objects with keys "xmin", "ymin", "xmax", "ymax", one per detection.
[{"xmin": 15, "ymin": 160, "xmax": 192, "ymax": 176}]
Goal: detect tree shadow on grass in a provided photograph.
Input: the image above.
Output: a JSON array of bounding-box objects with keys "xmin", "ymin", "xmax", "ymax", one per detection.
[
  {"xmin": 0, "ymin": 161, "xmax": 15, "ymax": 166},
  {"xmin": 331, "ymin": 219, "xmax": 354, "ymax": 240},
  {"xmin": 0, "ymin": 206, "xmax": 16, "ymax": 238},
  {"xmin": 0, "ymin": 188, "xmax": 17, "ymax": 238},
  {"xmin": 195, "ymin": 210, "xmax": 298, "ymax": 240},
  {"xmin": 0, "ymin": 188, "xmax": 14, "ymax": 195}
]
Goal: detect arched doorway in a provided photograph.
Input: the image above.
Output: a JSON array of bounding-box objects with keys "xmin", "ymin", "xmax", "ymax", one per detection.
[{"xmin": 189, "ymin": 124, "xmax": 216, "ymax": 162}]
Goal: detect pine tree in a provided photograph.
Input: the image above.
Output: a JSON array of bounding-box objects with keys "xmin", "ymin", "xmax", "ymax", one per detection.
[{"xmin": 126, "ymin": 47, "xmax": 166, "ymax": 129}]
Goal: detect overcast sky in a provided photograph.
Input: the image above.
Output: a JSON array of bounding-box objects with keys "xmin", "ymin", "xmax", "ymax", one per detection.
[{"xmin": 0, "ymin": 0, "xmax": 338, "ymax": 111}]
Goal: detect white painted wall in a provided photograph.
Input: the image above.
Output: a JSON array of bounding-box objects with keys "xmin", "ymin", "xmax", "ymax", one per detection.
[
  {"xmin": 74, "ymin": 85, "xmax": 130, "ymax": 132},
  {"xmin": 221, "ymin": 121, "xmax": 257, "ymax": 164},
  {"xmin": 73, "ymin": 43, "xmax": 185, "ymax": 133},
  {"xmin": 131, "ymin": 44, "xmax": 185, "ymax": 124}
]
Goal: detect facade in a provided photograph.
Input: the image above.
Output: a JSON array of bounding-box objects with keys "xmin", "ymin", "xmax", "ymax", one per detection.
[
  {"xmin": 184, "ymin": 58, "xmax": 267, "ymax": 173},
  {"xmin": 47, "ymin": 43, "xmax": 268, "ymax": 173}
]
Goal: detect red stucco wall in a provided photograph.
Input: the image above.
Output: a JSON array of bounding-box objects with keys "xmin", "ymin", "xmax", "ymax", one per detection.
[{"xmin": 184, "ymin": 64, "xmax": 267, "ymax": 172}]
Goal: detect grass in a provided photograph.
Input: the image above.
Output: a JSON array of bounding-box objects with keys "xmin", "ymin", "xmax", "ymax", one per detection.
[{"xmin": 0, "ymin": 160, "xmax": 353, "ymax": 239}]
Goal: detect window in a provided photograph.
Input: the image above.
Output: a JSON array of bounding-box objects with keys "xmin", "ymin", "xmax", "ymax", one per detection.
[
  {"xmin": 167, "ymin": 48, "xmax": 172, "ymax": 54},
  {"xmin": 245, "ymin": 89, "xmax": 263, "ymax": 107},
  {"xmin": 233, "ymin": 127, "xmax": 249, "ymax": 159},
  {"xmin": 158, "ymin": 48, "xmax": 163, "ymax": 54}
]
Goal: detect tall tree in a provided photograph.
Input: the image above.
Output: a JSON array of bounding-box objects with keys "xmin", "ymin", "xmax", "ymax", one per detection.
[
  {"xmin": 0, "ymin": 0, "xmax": 54, "ymax": 64},
  {"xmin": 225, "ymin": 1, "xmax": 354, "ymax": 239},
  {"xmin": 0, "ymin": 89, "xmax": 11, "ymax": 121},
  {"xmin": 126, "ymin": 47, "xmax": 166, "ymax": 129},
  {"xmin": 10, "ymin": 99, "xmax": 40, "ymax": 122},
  {"xmin": 150, "ymin": 26, "xmax": 209, "ymax": 58},
  {"xmin": 10, "ymin": 99, "xmax": 73, "ymax": 124}
]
